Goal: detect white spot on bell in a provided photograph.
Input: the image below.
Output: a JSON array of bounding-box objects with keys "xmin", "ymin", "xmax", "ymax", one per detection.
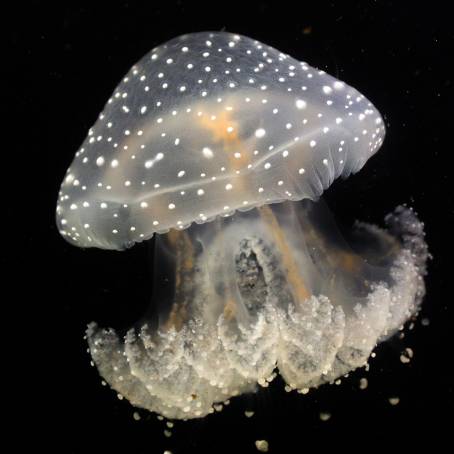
[{"xmin": 255, "ymin": 128, "xmax": 266, "ymax": 138}]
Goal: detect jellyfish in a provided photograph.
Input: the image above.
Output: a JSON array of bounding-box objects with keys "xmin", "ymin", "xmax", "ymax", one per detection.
[{"xmin": 56, "ymin": 32, "xmax": 428, "ymax": 420}]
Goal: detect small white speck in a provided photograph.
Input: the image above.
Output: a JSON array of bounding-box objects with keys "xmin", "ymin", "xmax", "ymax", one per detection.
[
  {"xmin": 255, "ymin": 128, "xmax": 266, "ymax": 138},
  {"xmin": 202, "ymin": 147, "xmax": 214, "ymax": 158},
  {"xmin": 255, "ymin": 440, "xmax": 269, "ymax": 452},
  {"xmin": 323, "ymin": 85, "xmax": 333, "ymax": 94},
  {"xmin": 389, "ymin": 397, "xmax": 400, "ymax": 406}
]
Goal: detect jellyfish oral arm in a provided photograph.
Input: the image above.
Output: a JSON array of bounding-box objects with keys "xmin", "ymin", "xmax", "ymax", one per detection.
[{"xmin": 87, "ymin": 200, "xmax": 427, "ymax": 419}]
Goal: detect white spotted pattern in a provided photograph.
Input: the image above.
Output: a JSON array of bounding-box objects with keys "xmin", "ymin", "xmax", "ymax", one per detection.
[{"xmin": 56, "ymin": 32, "xmax": 385, "ymax": 250}]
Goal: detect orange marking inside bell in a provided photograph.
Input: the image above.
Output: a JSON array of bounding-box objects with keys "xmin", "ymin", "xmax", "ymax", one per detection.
[
  {"xmin": 200, "ymin": 110, "xmax": 239, "ymax": 145},
  {"xmin": 199, "ymin": 109, "xmax": 250, "ymax": 169}
]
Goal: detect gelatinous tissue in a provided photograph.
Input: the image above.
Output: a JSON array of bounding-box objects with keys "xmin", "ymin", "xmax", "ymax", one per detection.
[{"xmin": 56, "ymin": 32, "xmax": 428, "ymax": 419}]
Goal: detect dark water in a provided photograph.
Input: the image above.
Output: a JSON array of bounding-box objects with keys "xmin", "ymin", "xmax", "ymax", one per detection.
[{"xmin": 15, "ymin": 1, "xmax": 452, "ymax": 452}]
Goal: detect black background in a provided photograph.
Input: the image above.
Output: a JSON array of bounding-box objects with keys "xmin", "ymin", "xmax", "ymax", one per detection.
[{"xmin": 13, "ymin": 1, "xmax": 453, "ymax": 452}]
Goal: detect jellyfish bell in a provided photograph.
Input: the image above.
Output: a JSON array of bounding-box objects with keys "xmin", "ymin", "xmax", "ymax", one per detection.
[
  {"xmin": 56, "ymin": 32, "xmax": 428, "ymax": 420},
  {"xmin": 56, "ymin": 32, "xmax": 385, "ymax": 250}
]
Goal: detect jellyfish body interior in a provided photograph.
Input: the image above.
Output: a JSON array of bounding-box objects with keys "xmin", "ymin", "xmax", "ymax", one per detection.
[
  {"xmin": 54, "ymin": 32, "xmax": 429, "ymax": 420},
  {"xmin": 88, "ymin": 199, "xmax": 427, "ymax": 419}
]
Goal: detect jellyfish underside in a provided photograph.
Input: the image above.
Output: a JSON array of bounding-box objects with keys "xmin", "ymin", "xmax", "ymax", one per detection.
[{"xmin": 87, "ymin": 199, "xmax": 426, "ymax": 420}]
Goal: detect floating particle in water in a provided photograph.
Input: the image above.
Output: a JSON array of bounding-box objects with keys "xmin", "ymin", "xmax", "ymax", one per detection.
[
  {"xmin": 359, "ymin": 377, "xmax": 369, "ymax": 390},
  {"xmin": 245, "ymin": 410, "xmax": 255, "ymax": 418},
  {"xmin": 389, "ymin": 397, "xmax": 400, "ymax": 406},
  {"xmin": 421, "ymin": 318, "xmax": 430, "ymax": 326},
  {"xmin": 133, "ymin": 411, "xmax": 141, "ymax": 421},
  {"xmin": 319, "ymin": 412, "xmax": 332, "ymax": 421},
  {"xmin": 400, "ymin": 347, "xmax": 414, "ymax": 364},
  {"xmin": 255, "ymin": 440, "xmax": 269, "ymax": 452},
  {"xmin": 164, "ymin": 430, "xmax": 172, "ymax": 438}
]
